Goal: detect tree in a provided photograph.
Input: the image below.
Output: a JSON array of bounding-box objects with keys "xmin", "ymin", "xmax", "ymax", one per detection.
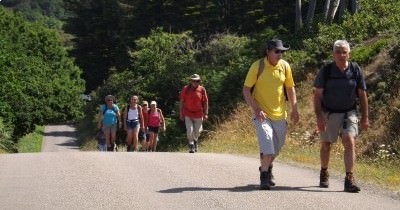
[
  {"xmin": 323, "ymin": 0, "xmax": 331, "ymax": 20},
  {"xmin": 337, "ymin": 0, "xmax": 348, "ymax": 22},
  {"xmin": 64, "ymin": 0, "xmax": 129, "ymax": 92},
  {"xmin": 305, "ymin": 0, "xmax": 317, "ymax": 30},
  {"xmin": 295, "ymin": 0, "xmax": 303, "ymax": 31},
  {"xmin": 350, "ymin": 0, "xmax": 358, "ymax": 13},
  {"xmin": 0, "ymin": 8, "xmax": 85, "ymax": 138},
  {"xmin": 326, "ymin": 0, "xmax": 341, "ymax": 23}
]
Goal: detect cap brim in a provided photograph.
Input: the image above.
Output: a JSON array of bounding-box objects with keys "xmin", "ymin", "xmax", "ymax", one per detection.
[{"xmin": 276, "ymin": 46, "xmax": 289, "ymax": 51}]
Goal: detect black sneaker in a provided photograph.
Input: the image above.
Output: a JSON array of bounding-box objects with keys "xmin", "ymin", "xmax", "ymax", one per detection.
[
  {"xmin": 320, "ymin": 169, "xmax": 329, "ymax": 188},
  {"xmin": 344, "ymin": 173, "xmax": 361, "ymax": 193},
  {"xmin": 258, "ymin": 166, "xmax": 276, "ymax": 186},
  {"xmin": 189, "ymin": 144, "xmax": 195, "ymax": 153},
  {"xmin": 194, "ymin": 140, "xmax": 198, "ymax": 152},
  {"xmin": 260, "ymin": 171, "xmax": 271, "ymax": 190}
]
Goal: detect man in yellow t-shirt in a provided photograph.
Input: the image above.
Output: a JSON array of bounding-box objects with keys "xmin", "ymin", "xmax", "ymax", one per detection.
[{"xmin": 243, "ymin": 39, "xmax": 299, "ymax": 190}]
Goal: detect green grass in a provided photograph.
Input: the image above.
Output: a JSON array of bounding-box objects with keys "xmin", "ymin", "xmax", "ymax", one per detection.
[
  {"xmin": 17, "ymin": 126, "xmax": 44, "ymax": 153},
  {"xmin": 199, "ymin": 103, "xmax": 400, "ymax": 191}
]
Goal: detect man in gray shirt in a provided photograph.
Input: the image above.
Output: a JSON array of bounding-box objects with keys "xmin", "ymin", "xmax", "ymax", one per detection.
[{"xmin": 313, "ymin": 40, "xmax": 369, "ymax": 193}]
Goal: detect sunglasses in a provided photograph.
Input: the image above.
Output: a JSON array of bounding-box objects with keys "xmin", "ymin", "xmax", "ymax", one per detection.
[
  {"xmin": 107, "ymin": 99, "xmax": 113, "ymax": 101},
  {"xmin": 192, "ymin": 80, "xmax": 201, "ymax": 83},
  {"xmin": 274, "ymin": 50, "xmax": 285, "ymax": 54}
]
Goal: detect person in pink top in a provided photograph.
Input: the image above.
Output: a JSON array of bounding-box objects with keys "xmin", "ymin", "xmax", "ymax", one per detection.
[{"xmin": 147, "ymin": 101, "xmax": 166, "ymax": 152}]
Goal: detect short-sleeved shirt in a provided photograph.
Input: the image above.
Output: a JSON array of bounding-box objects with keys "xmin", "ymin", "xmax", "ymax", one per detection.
[
  {"xmin": 101, "ymin": 104, "xmax": 119, "ymax": 126},
  {"xmin": 314, "ymin": 62, "xmax": 366, "ymax": 112},
  {"xmin": 142, "ymin": 107, "xmax": 149, "ymax": 127},
  {"xmin": 180, "ymin": 85, "xmax": 208, "ymax": 118},
  {"xmin": 244, "ymin": 58, "xmax": 295, "ymax": 120}
]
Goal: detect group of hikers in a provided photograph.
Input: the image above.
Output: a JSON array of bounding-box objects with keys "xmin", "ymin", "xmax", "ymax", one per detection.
[
  {"xmin": 97, "ymin": 74, "xmax": 208, "ymax": 153},
  {"xmin": 97, "ymin": 38, "xmax": 369, "ymax": 193}
]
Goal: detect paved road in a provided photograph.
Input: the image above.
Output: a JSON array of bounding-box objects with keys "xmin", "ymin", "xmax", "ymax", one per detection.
[
  {"xmin": 41, "ymin": 125, "xmax": 80, "ymax": 152},
  {"xmin": 0, "ymin": 125, "xmax": 399, "ymax": 210}
]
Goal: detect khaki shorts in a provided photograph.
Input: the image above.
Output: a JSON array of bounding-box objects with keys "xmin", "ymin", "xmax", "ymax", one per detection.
[
  {"xmin": 253, "ymin": 117, "xmax": 287, "ymax": 156},
  {"xmin": 320, "ymin": 110, "xmax": 358, "ymax": 143}
]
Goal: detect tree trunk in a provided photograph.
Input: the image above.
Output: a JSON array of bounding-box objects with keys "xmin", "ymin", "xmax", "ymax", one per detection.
[
  {"xmin": 323, "ymin": 0, "xmax": 331, "ymax": 20},
  {"xmin": 326, "ymin": 0, "xmax": 341, "ymax": 23},
  {"xmin": 295, "ymin": 0, "xmax": 303, "ymax": 31},
  {"xmin": 350, "ymin": 0, "xmax": 358, "ymax": 13},
  {"xmin": 337, "ymin": 0, "xmax": 348, "ymax": 22},
  {"xmin": 305, "ymin": 0, "xmax": 317, "ymax": 30}
]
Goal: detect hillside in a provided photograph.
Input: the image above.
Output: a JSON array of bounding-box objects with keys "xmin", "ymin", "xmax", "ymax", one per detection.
[{"xmin": 201, "ymin": 36, "xmax": 400, "ymax": 190}]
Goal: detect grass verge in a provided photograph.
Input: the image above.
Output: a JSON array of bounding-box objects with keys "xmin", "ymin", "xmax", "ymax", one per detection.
[
  {"xmin": 17, "ymin": 126, "xmax": 44, "ymax": 153},
  {"xmin": 200, "ymin": 103, "xmax": 400, "ymax": 191}
]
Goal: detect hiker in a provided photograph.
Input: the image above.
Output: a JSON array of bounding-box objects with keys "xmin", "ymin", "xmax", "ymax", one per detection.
[
  {"xmin": 147, "ymin": 101, "xmax": 166, "ymax": 152},
  {"xmin": 313, "ymin": 40, "xmax": 369, "ymax": 193},
  {"xmin": 96, "ymin": 128, "xmax": 107, "ymax": 152},
  {"xmin": 123, "ymin": 95, "xmax": 144, "ymax": 152},
  {"xmin": 97, "ymin": 95, "xmax": 122, "ymax": 152},
  {"xmin": 179, "ymin": 74, "xmax": 209, "ymax": 153},
  {"xmin": 139, "ymin": 100, "xmax": 150, "ymax": 151},
  {"xmin": 243, "ymin": 39, "xmax": 299, "ymax": 190}
]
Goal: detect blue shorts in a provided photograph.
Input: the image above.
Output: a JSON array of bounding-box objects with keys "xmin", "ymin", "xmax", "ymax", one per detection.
[{"xmin": 126, "ymin": 120, "xmax": 139, "ymax": 129}]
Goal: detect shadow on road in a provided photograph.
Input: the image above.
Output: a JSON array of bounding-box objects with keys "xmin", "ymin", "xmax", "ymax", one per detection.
[
  {"xmin": 44, "ymin": 131, "xmax": 77, "ymax": 138},
  {"xmin": 56, "ymin": 139, "xmax": 80, "ymax": 150},
  {"xmin": 158, "ymin": 185, "xmax": 344, "ymax": 193}
]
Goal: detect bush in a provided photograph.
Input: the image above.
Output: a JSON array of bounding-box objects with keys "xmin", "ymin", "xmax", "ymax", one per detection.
[
  {"xmin": 0, "ymin": 8, "xmax": 85, "ymax": 138},
  {"xmin": 351, "ymin": 39, "xmax": 388, "ymax": 65}
]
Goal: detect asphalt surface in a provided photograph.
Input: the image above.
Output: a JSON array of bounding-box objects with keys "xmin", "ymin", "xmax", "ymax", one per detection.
[{"xmin": 0, "ymin": 125, "xmax": 399, "ymax": 210}]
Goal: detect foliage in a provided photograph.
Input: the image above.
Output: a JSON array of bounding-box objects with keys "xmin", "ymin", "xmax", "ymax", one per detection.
[
  {"xmin": 1, "ymin": 0, "xmax": 69, "ymax": 29},
  {"xmin": 351, "ymin": 39, "xmax": 388, "ymax": 66},
  {"xmin": 0, "ymin": 117, "xmax": 15, "ymax": 152},
  {"xmin": 17, "ymin": 126, "xmax": 44, "ymax": 153},
  {"xmin": 0, "ymin": 8, "xmax": 85, "ymax": 139}
]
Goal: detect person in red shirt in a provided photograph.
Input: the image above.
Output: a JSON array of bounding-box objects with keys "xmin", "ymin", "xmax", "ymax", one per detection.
[{"xmin": 179, "ymin": 74, "xmax": 209, "ymax": 153}]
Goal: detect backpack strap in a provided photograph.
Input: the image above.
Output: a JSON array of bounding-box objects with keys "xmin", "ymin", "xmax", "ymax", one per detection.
[
  {"xmin": 125, "ymin": 104, "xmax": 130, "ymax": 121},
  {"xmin": 250, "ymin": 58, "xmax": 265, "ymax": 93},
  {"xmin": 103, "ymin": 104, "xmax": 117, "ymax": 115},
  {"xmin": 280, "ymin": 60, "xmax": 288, "ymax": 101}
]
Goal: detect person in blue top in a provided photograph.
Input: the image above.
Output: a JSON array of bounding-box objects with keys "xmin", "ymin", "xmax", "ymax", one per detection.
[{"xmin": 97, "ymin": 95, "xmax": 122, "ymax": 152}]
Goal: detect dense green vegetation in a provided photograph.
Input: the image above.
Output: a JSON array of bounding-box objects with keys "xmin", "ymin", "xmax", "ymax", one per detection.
[
  {"xmin": 0, "ymin": 7, "xmax": 85, "ymax": 151},
  {"xmin": 1, "ymin": 0, "xmax": 399, "ymax": 163}
]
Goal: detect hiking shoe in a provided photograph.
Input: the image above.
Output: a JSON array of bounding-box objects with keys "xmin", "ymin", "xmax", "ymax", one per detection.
[
  {"xmin": 258, "ymin": 166, "xmax": 276, "ymax": 186},
  {"xmin": 260, "ymin": 171, "xmax": 271, "ymax": 190},
  {"xmin": 344, "ymin": 173, "xmax": 361, "ymax": 193},
  {"xmin": 189, "ymin": 144, "xmax": 195, "ymax": 153},
  {"xmin": 319, "ymin": 169, "xmax": 329, "ymax": 188},
  {"xmin": 268, "ymin": 165, "xmax": 276, "ymax": 186},
  {"xmin": 194, "ymin": 140, "xmax": 198, "ymax": 152}
]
